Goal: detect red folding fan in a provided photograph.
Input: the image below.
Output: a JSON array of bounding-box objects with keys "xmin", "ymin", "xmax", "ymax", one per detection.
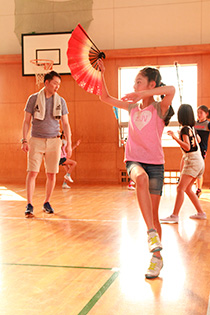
[{"xmin": 67, "ymin": 24, "xmax": 105, "ymax": 95}]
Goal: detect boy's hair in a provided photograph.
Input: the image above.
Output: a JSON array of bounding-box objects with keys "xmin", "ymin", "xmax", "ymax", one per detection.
[
  {"xmin": 178, "ymin": 104, "xmax": 195, "ymax": 127},
  {"xmin": 44, "ymin": 70, "xmax": 61, "ymax": 83},
  {"xmin": 140, "ymin": 67, "xmax": 162, "ymax": 87},
  {"xmin": 198, "ymin": 105, "xmax": 210, "ymax": 118}
]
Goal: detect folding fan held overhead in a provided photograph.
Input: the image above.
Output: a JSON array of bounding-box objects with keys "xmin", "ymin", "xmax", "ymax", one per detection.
[{"xmin": 67, "ymin": 24, "xmax": 106, "ymax": 95}]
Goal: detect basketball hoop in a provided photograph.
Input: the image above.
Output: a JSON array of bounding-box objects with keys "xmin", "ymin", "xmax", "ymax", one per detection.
[{"xmin": 30, "ymin": 59, "xmax": 54, "ymax": 87}]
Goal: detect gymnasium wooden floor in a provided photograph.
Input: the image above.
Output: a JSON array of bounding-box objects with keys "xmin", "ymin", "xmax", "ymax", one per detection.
[{"xmin": 0, "ymin": 183, "xmax": 209, "ymax": 315}]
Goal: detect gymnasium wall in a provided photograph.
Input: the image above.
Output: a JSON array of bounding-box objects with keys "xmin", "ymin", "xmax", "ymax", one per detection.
[
  {"xmin": 1, "ymin": 0, "xmax": 210, "ymax": 55},
  {"xmin": 0, "ymin": 44, "xmax": 210, "ymax": 186}
]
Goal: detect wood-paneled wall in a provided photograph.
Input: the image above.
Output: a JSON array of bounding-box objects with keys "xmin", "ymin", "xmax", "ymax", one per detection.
[{"xmin": 0, "ymin": 44, "xmax": 210, "ymax": 185}]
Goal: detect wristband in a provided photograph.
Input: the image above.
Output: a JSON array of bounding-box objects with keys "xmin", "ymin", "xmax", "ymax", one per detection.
[{"xmin": 21, "ymin": 138, "xmax": 27, "ymax": 144}]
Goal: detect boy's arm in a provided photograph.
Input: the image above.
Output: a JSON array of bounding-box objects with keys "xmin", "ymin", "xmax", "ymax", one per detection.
[
  {"xmin": 61, "ymin": 114, "xmax": 72, "ymax": 158},
  {"xmin": 21, "ymin": 111, "xmax": 32, "ymax": 152}
]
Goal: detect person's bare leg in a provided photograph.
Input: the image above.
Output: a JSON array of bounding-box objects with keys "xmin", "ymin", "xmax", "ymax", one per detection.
[
  {"xmin": 63, "ymin": 160, "xmax": 77, "ymax": 174},
  {"xmin": 150, "ymin": 194, "xmax": 162, "ymax": 257},
  {"xmin": 44, "ymin": 173, "xmax": 56, "ymax": 203},
  {"xmin": 172, "ymin": 174, "xmax": 193, "ymax": 216},
  {"xmin": 130, "ymin": 166, "xmax": 155, "ymax": 230},
  {"xmin": 63, "ymin": 164, "xmax": 69, "ymax": 173},
  {"xmin": 185, "ymin": 178, "xmax": 205, "ymax": 214},
  {"xmin": 26, "ymin": 171, "xmax": 38, "ymax": 204},
  {"xmin": 196, "ymin": 176, "xmax": 203, "ymax": 190},
  {"xmin": 151, "ymin": 194, "xmax": 161, "ymax": 239}
]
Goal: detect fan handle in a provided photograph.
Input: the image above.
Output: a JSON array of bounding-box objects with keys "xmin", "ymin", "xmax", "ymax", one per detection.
[{"xmin": 98, "ymin": 52, "xmax": 106, "ymax": 59}]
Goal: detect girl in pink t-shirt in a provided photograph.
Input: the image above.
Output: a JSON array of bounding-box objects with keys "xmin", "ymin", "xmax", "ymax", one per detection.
[
  {"xmin": 98, "ymin": 59, "xmax": 175, "ymax": 279},
  {"xmin": 59, "ymin": 131, "xmax": 81, "ymax": 188}
]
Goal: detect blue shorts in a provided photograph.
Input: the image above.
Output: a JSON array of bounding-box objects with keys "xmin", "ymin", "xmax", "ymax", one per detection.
[{"xmin": 126, "ymin": 161, "xmax": 164, "ymax": 196}]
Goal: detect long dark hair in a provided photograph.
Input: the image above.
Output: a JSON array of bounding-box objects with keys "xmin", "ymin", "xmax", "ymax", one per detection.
[{"xmin": 178, "ymin": 104, "xmax": 195, "ymax": 127}]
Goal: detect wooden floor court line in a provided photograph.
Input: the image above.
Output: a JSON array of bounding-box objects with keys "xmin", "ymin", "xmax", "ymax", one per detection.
[
  {"xmin": 2, "ymin": 262, "xmax": 120, "ymax": 315},
  {"xmin": 78, "ymin": 271, "xmax": 120, "ymax": 315},
  {"xmin": 1, "ymin": 262, "xmax": 118, "ymax": 271}
]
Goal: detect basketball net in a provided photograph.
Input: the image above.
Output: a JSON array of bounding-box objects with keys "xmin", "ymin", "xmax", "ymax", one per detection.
[{"xmin": 30, "ymin": 59, "xmax": 54, "ymax": 87}]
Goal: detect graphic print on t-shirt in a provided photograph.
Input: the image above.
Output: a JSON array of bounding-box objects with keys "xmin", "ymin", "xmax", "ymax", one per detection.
[{"xmin": 133, "ymin": 110, "xmax": 152, "ymax": 131}]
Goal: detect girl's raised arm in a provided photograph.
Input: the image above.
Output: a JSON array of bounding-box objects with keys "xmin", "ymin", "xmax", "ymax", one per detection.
[
  {"xmin": 122, "ymin": 85, "xmax": 175, "ymax": 115},
  {"xmin": 98, "ymin": 59, "xmax": 129, "ymax": 111}
]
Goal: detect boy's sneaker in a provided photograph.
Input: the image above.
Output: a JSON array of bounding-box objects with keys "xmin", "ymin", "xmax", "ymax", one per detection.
[
  {"xmin": 43, "ymin": 202, "xmax": 54, "ymax": 214},
  {"xmin": 147, "ymin": 230, "xmax": 162, "ymax": 253},
  {"xmin": 189, "ymin": 212, "xmax": 207, "ymax": 220},
  {"xmin": 196, "ymin": 189, "xmax": 202, "ymax": 198},
  {"xmin": 64, "ymin": 173, "xmax": 73, "ymax": 183},
  {"xmin": 25, "ymin": 203, "xmax": 34, "ymax": 218},
  {"xmin": 160, "ymin": 214, "xmax": 179, "ymax": 223},
  {"xmin": 62, "ymin": 182, "xmax": 71, "ymax": 189},
  {"xmin": 145, "ymin": 255, "xmax": 163, "ymax": 279}
]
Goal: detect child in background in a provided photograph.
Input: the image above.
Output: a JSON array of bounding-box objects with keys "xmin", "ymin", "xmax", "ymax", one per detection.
[
  {"xmin": 98, "ymin": 59, "xmax": 175, "ymax": 279},
  {"xmin": 59, "ymin": 131, "xmax": 81, "ymax": 189},
  {"xmin": 194, "ymin": 105, "xmax": 210, "ymax": 197},
  {"xmin": 161, "ymin": 104, "xmax": 207, "ymax": 223}
]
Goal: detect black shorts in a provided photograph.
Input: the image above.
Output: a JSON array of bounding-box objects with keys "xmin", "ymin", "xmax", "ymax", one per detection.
[{"xmin": 59, "ymin": 157, "xmax": 66, "ymax": 165}]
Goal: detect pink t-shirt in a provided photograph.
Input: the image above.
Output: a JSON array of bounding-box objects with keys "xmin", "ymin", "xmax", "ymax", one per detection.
[{"xmin": 125, "ymin": 102, "xmax": 166, "ymax": 164}]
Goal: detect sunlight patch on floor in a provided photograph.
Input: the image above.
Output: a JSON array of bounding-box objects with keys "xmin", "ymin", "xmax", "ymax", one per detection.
[{"xmin": 0, "ymin": 187, "xmax": 26, "ymax": 201}]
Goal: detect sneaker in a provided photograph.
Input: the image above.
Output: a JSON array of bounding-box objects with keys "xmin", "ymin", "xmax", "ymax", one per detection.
[
  {"xmin": 128, "ymin": 180, "xmax": 135, "ymax": 190},
  {"xmin": 189, "ymin": 212, "xmax": 207, "ymax": 220},
  {"xmin": 145, "ymin": 255, "xmax": 163, "ymax": 279},
  {"xmin": 62, "ymin": 182, "xmax": 71, "ymax": 189},
  {"xmin": 25, "ymin": 203, "xmax": 34, "ymax": 218},
  {"xmin": 196, "ymin": 189, "xmax": 202, "ymax": 198},
  {"xmin": 128, "ymin": 185, "xmax": 135, "ymax": 190},
  {"xmin": 160, "ymin": 214, "xmax": 179, "ymax": 223},
  {"xmin": 43, "ymin": 202, "xmax": 54, "ymax": 214},
  {"xmin": 147, "ymin": 230, "xmax": 162, "ymax": 253},
  {"xmin": 64, "ymin": 173, "xmax": 73, "ymax": 183}
]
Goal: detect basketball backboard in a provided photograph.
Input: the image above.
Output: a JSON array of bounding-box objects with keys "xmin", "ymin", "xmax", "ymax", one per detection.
[{"xmin": 21, "ymin": 32, "xmax": 72, "ymax": 76}]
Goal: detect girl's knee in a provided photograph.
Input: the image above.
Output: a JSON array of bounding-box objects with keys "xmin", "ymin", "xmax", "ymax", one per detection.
[
  {"xmin": 176, "ymin": 184, "xmax": 185, "ymax": 194},
  {"xmin": 135, "ymin": 172, "xmax": 149, "ymax": 186}
]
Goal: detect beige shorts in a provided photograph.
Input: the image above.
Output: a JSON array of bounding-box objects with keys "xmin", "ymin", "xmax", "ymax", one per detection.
[
  {"xmin": 27, "ymin": 137, "xmax": 62, "ymax": 174},
  {"xmin": 182, "ymin": 150, "xmax": 205, "ymax": 179}
]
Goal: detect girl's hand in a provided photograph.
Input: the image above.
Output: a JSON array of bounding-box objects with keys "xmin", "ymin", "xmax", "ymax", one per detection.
[
  {"xmin": 121, "ymin": 91, "xmax": 145, "ymax": 103},
  {"xmin": 76, "ymin": 139, "xmax": 81, "ymax": 146},
  {"xmin": 98, "ymin": 59, "xmax": 105, "ymax": 74},
  {"xmin": 167, "ymin": 130, "xmax": 175, "ymax": 138}
]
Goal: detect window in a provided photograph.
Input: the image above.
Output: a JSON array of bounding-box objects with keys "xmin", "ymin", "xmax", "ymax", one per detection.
[{"xmin": 118, "ymin": 64, "xmax": 197, "ymax": 147}]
